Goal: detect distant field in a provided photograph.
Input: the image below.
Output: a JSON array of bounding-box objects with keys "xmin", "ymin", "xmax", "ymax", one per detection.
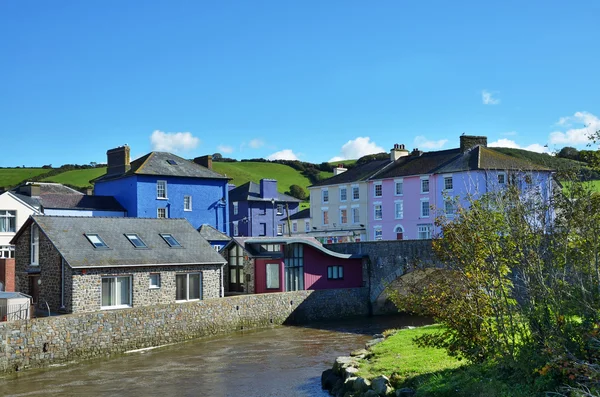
[
  {"xmin": 43, "ymin": 167, "xmax": 107, "ymax": 188},
  {"xmin": 561, "ymin": 180, "xmax": 600, "ymax": 193},
  {"xmin": 213, "ymin": 162, "xmax": 312, "ymax": 195},
  {"xmin": 329, "ymin": 159, "xmax": 356, "ymax": 167},
  {"xmin": 0, "ymin": 168, "xmax": 50, "ymax": 188}
]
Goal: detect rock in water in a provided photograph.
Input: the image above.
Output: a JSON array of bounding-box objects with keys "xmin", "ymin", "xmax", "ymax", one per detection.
[
  {"xmin": 371, "ymin": 375, "xmax": 393, "ymax": 396},
  {"xmin": 353, "ymin": 376, "xmax": 371, "ymax": 392}
]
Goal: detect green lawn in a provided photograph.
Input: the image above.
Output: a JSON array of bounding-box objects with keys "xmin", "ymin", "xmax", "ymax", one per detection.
[
  {"xmin": 561, "ymin": 179, "xmax": 600, "ymax": 193},
  {"xmin": 0, "ymin": 168, "xmax": 51, "ymax": 188},
  {"xmin": 43, "ymin": 167, "xmax": 107, "ymax": 188},
  {"xmin": 213, "ymin": 162, "xmax": 312, "ymax": 196}
]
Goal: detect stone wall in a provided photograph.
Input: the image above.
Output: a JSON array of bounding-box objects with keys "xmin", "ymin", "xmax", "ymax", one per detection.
[{"xmin": 0, "ymin": 287, "xmax": 368, "ymax": 373}]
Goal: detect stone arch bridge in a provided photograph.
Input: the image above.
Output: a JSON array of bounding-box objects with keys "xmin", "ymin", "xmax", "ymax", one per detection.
[{"xmin": 324, "ymin": 240, "xmax": 444, "ymax": 314}]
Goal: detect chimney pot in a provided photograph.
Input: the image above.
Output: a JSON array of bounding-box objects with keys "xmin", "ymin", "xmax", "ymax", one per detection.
[{"xmin": 391, "ymin": 143, "xmax": 410, "ymax": 161}]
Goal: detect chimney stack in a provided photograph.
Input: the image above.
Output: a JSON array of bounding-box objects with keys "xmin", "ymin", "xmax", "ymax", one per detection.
[
  {"xmin": 390, "ymin": 143, "xmax": 410, "ymax": 161},
  {"xmin": 259, "ymin": 179, "xmax": 278, "ymax": 199},
  {"xmin": 460, "ymin": 135, "xmax": 487, "ymax": 153},
  {"xmin": 106, "ymin": 145, "xmax": 131, "ymax": 176},
  {"xmin": 193, "ymin": 155, "xmax": 213, "ymax": 170},
  {"xmin": 333, "ymin": 164, "xmax": 347, "ymax": 176},
  {"xmin": 411, "ymin": 148, "xmax": 423, "ymax": 157},
  {"xmin": 19, "ymin": 183, "xmax": 41, "ymax": 197}
]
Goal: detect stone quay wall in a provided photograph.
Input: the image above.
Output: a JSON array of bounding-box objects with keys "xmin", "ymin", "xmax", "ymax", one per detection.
[{"xmin": 0, "ymin": 287, "xmax": 368, "ymax": 374}]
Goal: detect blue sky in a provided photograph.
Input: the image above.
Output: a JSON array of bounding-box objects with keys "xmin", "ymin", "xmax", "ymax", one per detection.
[{"xmin": 1, "ymin": 1, "xmax": 599, "ymax": 167}]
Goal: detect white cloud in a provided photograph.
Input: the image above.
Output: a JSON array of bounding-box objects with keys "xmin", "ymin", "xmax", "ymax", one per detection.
[
  {"xmin": 489, "ymin": 138, "xmax": 549, "ymax": 153},
  {"xmin": 482, "ymin": 90, "xmax": 500, "ymax": 105},
  {"xmin": 413, "ymin": 136, "xmax": 448, "ymax": 150},
  {"xmin": 249, "ymin": 139, "xmax": 264, "ymax": 149},
  {"xmin": 217, "ymin": 145, "xmax": 234, "ymax": 154},
  {"xmin": 549, "ymin": 111, "xmax": 600, "ymax": 145},
  {"xmin": 150, "ymin": 130, "xmax": 200, "ymax": 152},
  {"xmin": 327, "ymin": 137, "xmax": 385, "ymax": 162},
  {"xmin": 266, "ymin": 149, "xmax": 300, "ymax": 161},
  {"xmin": 502, "ymin": 131, "xmax": 518, "ymax": 136}
]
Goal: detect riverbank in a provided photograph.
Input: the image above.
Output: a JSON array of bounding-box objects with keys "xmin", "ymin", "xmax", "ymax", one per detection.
[{"xmin": 323, "ymin": 325, "xmax": 548, "ymax": 397}]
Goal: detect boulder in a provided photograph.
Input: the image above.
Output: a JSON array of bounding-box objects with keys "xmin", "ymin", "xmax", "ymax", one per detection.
[
  {"xmin": 352, "ymin": 376, "xmax": 371, "ymax": 393},
  {"xmin": 321, "ymin": 369, "xmax": 340, "ymax": 390},
  {"xmin": 365, "ymin": 338, "xmax": 385, "ymax": 349},
  {"xmin": 396, "ymin": 388, "xmax": 416, "ymax": 397},
  {"xmin": 373, "ymin": 333, "xmax": 385, "ymax": 339},
  {"xmin": 333, "ymin": 356, "xmax": 360, "ymax": 375},
  {"xmin": 345, "ymin": 366, "xmax": 359, "ymax": 379},
  {"xmin": 331, "ymin": 378, "xmax": 344, "ymax": 396},
  {"xmin": 363, "ymin": 390, "xmax": 380, "ymax": 397},
  {"xmin": 371, "ymin": 375, "xmax": 393, "ymax": 396},
  {"xmin": 350, "ymin": 348, "xmax": 369, "ymax": 357}
]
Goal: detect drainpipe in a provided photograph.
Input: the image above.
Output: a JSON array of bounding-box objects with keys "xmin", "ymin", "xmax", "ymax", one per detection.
[
  {"xmin": 220, "ymin": 263, "xmax": 225, "ymax": 297},
  {"xmin": 60, "ymin": 257, "xmax": 65, "ymax": 311}
]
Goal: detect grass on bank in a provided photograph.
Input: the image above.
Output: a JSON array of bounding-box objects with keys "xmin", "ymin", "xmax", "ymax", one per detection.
[
  {"xmin": 42, "ymin": 167, "xmax": 107, "ymax": 188},
  {"xmin": 0, "ymin": 168, "xmax": 50, "ymax": 188},
  {"xmin": 358, "ymin": 325, "xmax": 543, "ymax": 397}
]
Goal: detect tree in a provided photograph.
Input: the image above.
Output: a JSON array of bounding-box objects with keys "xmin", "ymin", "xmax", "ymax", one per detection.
[
  {"xmin": 212, "ymin": 153, "xmax": 223, "ymax": 161},
  {"xmin": 287, "ymin": 184, "xmax": 307, "ymax": 200},
  {"xmin": 557, "ymin": 146, "xmax": 580, "ymax": 161}
]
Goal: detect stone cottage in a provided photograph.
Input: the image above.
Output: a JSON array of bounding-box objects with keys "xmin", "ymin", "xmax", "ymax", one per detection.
[{"xmin": 11, "ymin": 216, "xmax": 226, "ymax": 313}]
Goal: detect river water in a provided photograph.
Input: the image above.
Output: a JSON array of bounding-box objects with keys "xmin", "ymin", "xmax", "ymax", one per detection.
[{"xmin": 0, "ymin": 314, "xmax": 429, "ymax": 397}]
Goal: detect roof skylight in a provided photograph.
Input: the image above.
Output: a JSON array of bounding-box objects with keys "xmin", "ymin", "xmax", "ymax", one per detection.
[
  {"xmin": 167, "ymin": 159, "xmax": 177, "ymax": 165},
  {"xmin": 125, "ymin": 233, "xmax": 147, "ymax": 248},
  {"xmin": 85, "ymin": 234, "xmax": 109, "ymax": 249},
  {"xmin": 160, "ymin": 233, "xmax": 181, "ymax": 247}
]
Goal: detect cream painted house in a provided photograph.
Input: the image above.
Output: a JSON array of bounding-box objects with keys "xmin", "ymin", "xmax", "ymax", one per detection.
[{"xmin": 0, "ymin": 191, "xmax": 39, "ymax": 259}]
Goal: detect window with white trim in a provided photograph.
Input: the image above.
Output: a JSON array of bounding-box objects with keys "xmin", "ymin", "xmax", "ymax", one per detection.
[
  {"xmin": 184, "ymin": 195, "xmax": 192, "ymax": 211},
  {"xmin": 340, "ymin": 187, "xmax": 347, "ymax": 202},
  {"xmin": 418, "ymin": 224, "xmax": 432, "ymax": 239},
  {"xmin": 374, "ymin": 182, "xmax": 382, "ymax": 197},
  {"xmin": 340, "ymin": 208, "xmax": 348, "ymax": 224},
  {"xmin": 421, "ymin": 200, "xmax": 430, "ymax": 217},
  {"xmin": 322, "ymin": 189, "xmax": 329, "ymax": 203},
  {"xmin": 233, "ymin": 201, "xmax": 239, "ymax": 215},
  {"xmin": 352, "ymin": 207, "xmax": 360, "ymax": 224},
  {"xmin": 352, "ymin": 186, "xmax": 360, "ymax": 200},
  {"xmin": 0, "ymin": 245, "xmax": 15, "ymax": 259},
  {"xmin": 395, "ymin": 180, "xmax": 403, "ymax": 196},
  {"xmin": 149, "ymin": 273, "xmax": 160, "ymax": 289},
  {"xmin": 322, "ymin": 210, "xmax": 329, "ymax": 225},
  {"xmin": 157, "ymin": 208, "xmax": 167, "ymax": 218},
  {"xmin": 266, "ymin": 263, "xmax": 280, "ymax": 289},
  {"xmin": 176, "ymin": 273, "xmax": 202, "ymax": 301},
  {"xmin": 276, "ymin": 204, "xmax": 284, "ymax": 215},
  {"xmin": 0, "ymin": 210, "xmax": 16, "ymax": 233},
  {"xmin": 445, "ymin": 200, "xmax": 455, "ymax": 217},
  {"xmin": 444, "ymin": 176, "xmax": 453, "ymax": 191},
  {"xmin": 374, "ymin": 228, "xmax": 383, "ymax": 241},
  {"xmin": 498, "ymin": 172, "xmax": 506, "ymax": 185},
  {"xmin": 101, "ymin": 276, "xmax": 132, "ymax": 308},
  {"xmin": 30, "ymin": 225, "xmax": 39, "ymax": 266},
  {"xmin": 395, "ymin": 201, "xmax": 403, "ymax": 219},
  {"xmin": 394, "ymin": 225, "xmax": 404, "ymax": 240},
  {"xmin": 277, "ymin": 224, "xmax": 283, "ymax": 235},
  {"xmin": 157, "ymin": 180, "xmax": 167, "ymax": 199},
  {"xmin": 327, "ymin": 265, "xmax": 344, "ymax": 280},
  {"xmin": 374, "ymin": 204, "xmax": 382, "ymax": 220},
  {"xmin": 292, "ymin": 221, "xmax": 298, "ymax": 233},
  {"xmin": 421, "ymin": 177, "xmax": 429, "ymax": 193}
]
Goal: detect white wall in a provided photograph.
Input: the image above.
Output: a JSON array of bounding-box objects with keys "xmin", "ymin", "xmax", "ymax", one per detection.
[{"xmin": 0, "ymin": 192, "xmax": 38, "ymax": 248}]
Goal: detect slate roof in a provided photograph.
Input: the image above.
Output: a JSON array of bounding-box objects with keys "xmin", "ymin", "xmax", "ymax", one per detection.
[
  {"xmin": 16, "ymin": 216, "xmax": 226, "ymax": 268},
  {"xmin": 288, "ymin": 208, "xmax": 310, "ymax": 220},
  {"xmin": 198, "ymin": 224, "xmax": 231, "ymax": 242},
  {"xmin": 225, "ymin": 236, "xmax": 363, "ymax": 259},
  {"xmin": 92, "ymin": 152, "xmax": 230, "ymax": 183},
  {"xmin": 228, "ymin": 181, "xmax": 302, "ymax": 202},
  {"xmin": 9, "ymin": 192, "xmax": 41, "ymax": 210},
  {"xmin": 37, "ymin": 194, "xmax": 126, "ymax": 212},
  {"xmin": 309, "ymin": 159, "xmax": 393, "ymax": 188},
  {"xmin": 373, "ymin": 146, "xmax": 551, "ymax": 180}
]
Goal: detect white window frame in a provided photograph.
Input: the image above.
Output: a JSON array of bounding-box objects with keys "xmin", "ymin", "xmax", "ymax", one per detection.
[
  {"xmin": 340, "ymin": 208, "xmax": 348, "ymax": 224},
  {"xmin": 374, "ymin": 182, "xmax": 382, "ymax": 198},
  {"xmin": 374, "ymin": 227, "xmax": 383, "ymax": 241},
  {"xmin": 394, "ymin": 225, "xmax": 405, "ymax": 240},
  {"xmin": 233, "ymin": 221, "xmax": 239, "ymax": 236},
  {"xmin": 352, "ymin": 206, "xmax": 360, "ymax": 224},
  {"xmin": 277, "ymin": 224, "xmax": 283, "ymax": 236},
  {"xmin": 276, "ymin": 204, "xmax": 284, "ymax": 215},
  {"xmin": 233, "ymin": 201, "xmax": 239, "ymax": 215},
  {"xmin": 498, "ymin": 172, "xmax": 506, "ymax": 185},
  {"xmin": 101, "ymin": 275, "xmax": 132, "ymax": 310},
  {"xmin": 395, "ymin": 200, "xmax": 404, "ymax": 219},
  {"xmin": 443, "ymin": 175, "xmax": 453, "ymax": 191},
  {"xmin": 292, "ymin": 221, "xmax": 298, "ymax": 233},
  {"xmin": 322, "ymin": 209, "xmax": 329, "ymax": 225},
  {"xmin": 420, "ymin": 176, "xmax": 430, "ymax": 194},
  {"xmin": 445, "ymin": 200, "xmax": 455, "ymax": 217},
  {"xmin": 157, "ymin": 208, "xmax": 167, "ymax": 218},
  {"xmin": 339, "ymin": 186, "xmax": 347, "ymax": 202},
  {"xmin": 157, "ymin": 180, "xmax": 167, "ymax": 199},
  {"xmin": 175, "ymin": 273, "xmax": 202, "ymax": 302},
  {"xmin": 149, "ymin": 273, "xmax": 161, "ymax": 289},
  {"xmin": 30, "ymin": 225, "xmax": 39, "ymax": 266},
  {"xmin": 418, "ymin": 224, "xmax": 432, "ymax": 240},
  {"xmin": 352, "ymin": 185, "xmax": 360, "ymax": 201},
  {"xmin": 184, "ymin": 195, "xmax": 192, "ymax": 211},
  {"xmin": 421, "ymin": 199, "xmax": 430, "ymax": 218},
  {"xmin": 374, "ymin": 203, "xmax": 382, "ymax": 221},
  {"xmin": 322, "ymin": 189, "xmax": 329, "ymax": 203},
  {"xmin": 394, "ymin": 179, "xmax": 403, "ymax": 196},
  {"xmin": 0, "ymin": 210, "xmax": 16, "ymax": 233}
]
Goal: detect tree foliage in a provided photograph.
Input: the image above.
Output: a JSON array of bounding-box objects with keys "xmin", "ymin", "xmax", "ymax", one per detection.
[{"xmin": 287, "ymin": 184, "xmax": 307, "ymax": 200}]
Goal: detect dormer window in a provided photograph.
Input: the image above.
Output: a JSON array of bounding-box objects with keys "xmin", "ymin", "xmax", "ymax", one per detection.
[
  {"xmin": 125, "ymin": 233, "xmax": 147, "ymax": 248},
  {"xmin": 85, "ymin": 233, "xmax": 109, "ymax": 249},
  {"xmin": 160, "ymin": 233, "xmax": 181, "ymax": 247}
]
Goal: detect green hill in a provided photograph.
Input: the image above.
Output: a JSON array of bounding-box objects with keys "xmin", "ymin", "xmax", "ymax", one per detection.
[
  {"xmin": 213, "ymin": 162, "xmax": 312, "ymax": 195},
  {"xmin": 0, "ymin": 168, "xmax": 50, "ymax": 188},
  {"xmin": 42, "ymin": 167, "xmax": 107, "ymax": 188}
]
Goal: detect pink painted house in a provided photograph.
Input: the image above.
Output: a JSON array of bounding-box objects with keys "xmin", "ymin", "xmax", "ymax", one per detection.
[
  {"xmin": 368, "ymin": 135, "xmax": 554, "ymax": 240},
  {"xmin": 221, "ymin": 236, "xmax": 363, "ymax": 295}
]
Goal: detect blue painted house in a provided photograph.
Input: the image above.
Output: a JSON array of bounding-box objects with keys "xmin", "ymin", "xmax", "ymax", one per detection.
[
  {"xmin": 93, "ymin": 146, "xmax": 230, "ymax": 233},
  {"xmin": 228, "ymin": 179, "xmax": 301, "ymax": 237}
]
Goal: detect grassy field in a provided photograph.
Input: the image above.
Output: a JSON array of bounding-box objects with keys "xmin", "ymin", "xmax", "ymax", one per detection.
[
  {"xmin": 0, "ymin": 168, "xmax": 51, "ymax": 188},
  {"xmin": 494, "ymin": 147, "xmax": 588, "ymax": 171},
  {"xmin": 42, "ymin": 167, "xmax": 107, "ymax": 188},
  {"xmin": 213, "ymin": 161, "xmax": 312, "ymax": 195}
]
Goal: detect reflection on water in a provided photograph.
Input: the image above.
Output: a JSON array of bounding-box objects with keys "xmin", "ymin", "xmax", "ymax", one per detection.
[{"xmin": 0, "ymin": 314, "xmax": 430, "ymax": 397}]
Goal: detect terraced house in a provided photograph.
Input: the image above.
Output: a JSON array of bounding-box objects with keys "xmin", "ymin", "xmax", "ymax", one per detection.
[
  {"xmin": 11, "ymin": 216, "xmax": 226, "ymax": 313},
  {"xmin": 367, "ymin": 135, "xmax": 554, "ymax": 240},
  {"xmin": 93, "ymin": 146, "xmax": 230, "ymax": 233}
]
